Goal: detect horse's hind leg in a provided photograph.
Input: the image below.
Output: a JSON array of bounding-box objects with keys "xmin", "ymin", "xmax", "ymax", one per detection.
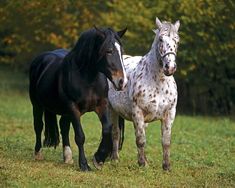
[
  {"xmin": 33, "ymin": 105, "xmax": 44, "ymax": 160},
  {"xmin": 59, "ymin": 116, "xmax": 73, "ymax": 164},
  {"xmin": 110, "ymin": 110, "xmax": 120, "ymax": 161},
  {"xmin": 118, "ymin": 116, "xmax": 125, "ymax": 150},
  {"xmin": 44, "ymin": 110, "xmax": 60, "ymax": 148}
]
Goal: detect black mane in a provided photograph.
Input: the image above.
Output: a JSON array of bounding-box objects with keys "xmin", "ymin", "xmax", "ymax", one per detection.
[
  {"xmin": 63, "ymin": 28, "xmax": 122, "ymax": 72},
  {"xmin": 99, "ymin": 28, "xmax": 122, "ymax": 57}
]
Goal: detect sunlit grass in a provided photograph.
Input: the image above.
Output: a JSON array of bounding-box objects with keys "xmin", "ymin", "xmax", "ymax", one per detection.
[{"xmin": 0, "ymin": 67, "xmax": 235, "ymax": 187}]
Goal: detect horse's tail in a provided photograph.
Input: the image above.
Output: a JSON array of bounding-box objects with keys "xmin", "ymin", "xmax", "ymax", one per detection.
[
  {"xmin": 118, "ymin": 116, "xmax": 125, "ymax": 150},
  {"xmin": 43, "ymin": 111, "xmax": 60, "ymax": 148}
]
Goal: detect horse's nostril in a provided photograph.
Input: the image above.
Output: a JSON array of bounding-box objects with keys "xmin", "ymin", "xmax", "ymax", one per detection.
[
  {"xmin": 119, "ymin": 78, "xmax": 124, "ymax": 88},
  {"xmin": 165, "ymin": 63, "xmax": 169, "ymax": 69}
]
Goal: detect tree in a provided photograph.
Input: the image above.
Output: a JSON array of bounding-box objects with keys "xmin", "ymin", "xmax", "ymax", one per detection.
[
  {"xmin": 0, "ymin": 0, "xmax": 234, "ymax": 114},
  {"xmin": 0, "ymin": 0, "xmax": 106, "ymax": 68}
]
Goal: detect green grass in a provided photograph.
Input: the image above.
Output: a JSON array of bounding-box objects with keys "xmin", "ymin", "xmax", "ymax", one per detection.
[{"xmin": 0, "ymin": 66, "xmax": 235, "ymax": 187}]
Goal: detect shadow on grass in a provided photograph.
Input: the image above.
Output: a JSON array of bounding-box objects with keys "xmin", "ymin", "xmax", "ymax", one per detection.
[
  {"xmin": 1, "ymin": 137, "xmax": 76, "ymax": 167},
  {"xmin": 0, "ymin": 136, "xmax": 111, "ymax": 172}
]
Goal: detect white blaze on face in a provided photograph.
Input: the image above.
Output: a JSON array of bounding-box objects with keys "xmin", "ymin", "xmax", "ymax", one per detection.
[{"xmin": 114, "ymin": 42, "xmax": 128, "ymax": 87}]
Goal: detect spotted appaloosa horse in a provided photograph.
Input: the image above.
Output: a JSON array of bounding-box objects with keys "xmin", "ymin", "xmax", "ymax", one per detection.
[{"xmin": 108, "ymin": 18, "xmax": 180, "ymax": 170}]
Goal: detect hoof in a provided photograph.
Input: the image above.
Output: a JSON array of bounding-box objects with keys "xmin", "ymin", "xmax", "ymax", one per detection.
[
  {"xmin": 138, "ymin": 160, "xmax": 148, "ymax": 167},
  {"xmin": 111, "ymin": 152, "xmax": 119, "ymax": 162},
  {"xmin": 63, "ymin": 146, "xmax": 73, "ymax": 164},
  {"xmin": 80, "ymin": 163, "xmax": 92, "ymax": 172},
  {"xmin": 34, "ymin": 151, "xmax": 44, "ymax": 160},
  {"xmin": 138, "ymin": 155, "xmax": 148, "ymax": 167},
  {"xmin": 64, "ymin": 158, "xmax": 74, "ymax": 164},
  {"xmin": 111, "ymin": 158, "xmax": 119, "ymax": 164},
  {"xmin": 162, "ymin": 163, "xmax": 171, "ymax": 171},
  {"xmin": 93, "ymin": 156, "xmax": 104, "ymax": 170}
]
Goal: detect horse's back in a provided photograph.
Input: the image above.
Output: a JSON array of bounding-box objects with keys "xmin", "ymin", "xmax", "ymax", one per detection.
[
  {"xmin": 29, "ymin": 49, "xmax": 69, "ymax": 81},
  {"xmin": 29, "ymin": 49, "xmax": 69, "ymax": 107},
  {"xmin": 123, "ymin": 55, "xmax": 142, "ymax": 64},
  {"xmin": 123, "ymin": 55, "xmax": 142, "ymax": 75},
  {"xmin": 49, "ymin": 49, "xmax": 69, "ymax": 58}
]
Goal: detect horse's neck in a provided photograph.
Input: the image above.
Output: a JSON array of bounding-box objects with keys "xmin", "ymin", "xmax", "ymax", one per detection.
[
  {"xmin": 140, "ymin": 38, "xmax": 165, "ymax": 82},
  {"xmin": 61, "ymin": 58, "xmax": 104, "ymax": 101},
  {"xmin": 62, "ymin": 56, "xmax": 98, "ymax": 83}
]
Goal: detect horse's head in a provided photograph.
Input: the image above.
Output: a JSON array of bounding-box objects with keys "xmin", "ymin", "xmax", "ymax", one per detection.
[
  {"xmin": 154, "ymin": 17, "xmax": 180, "ymax": 76},
  {"xmin": 95, "ymin": 27, "xmax": 127, "ymax": 91}
]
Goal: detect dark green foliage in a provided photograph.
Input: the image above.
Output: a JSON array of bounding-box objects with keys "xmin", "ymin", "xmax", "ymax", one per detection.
[
  {"xmin": 0, "ymin": 0, "xmax": 234, "ymax": 115},
  {"xmin": 175, "ymin": 0, "xmax": 235, "ymax": 115}
]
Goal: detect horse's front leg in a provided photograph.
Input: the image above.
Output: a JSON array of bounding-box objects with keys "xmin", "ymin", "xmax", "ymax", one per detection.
[
  {"xmin": 161, "ymin": 109, "xmax": 176, "ymax": 171},
  {"xmin": 110, "ymin": 108, "xmax": 120, "ymax": 161},
  {"xmin": 93, "ymin": 100, "xmax": 113, "ymax": 169},
  {"xmin": 59, "ymin": 115, "xmax": 73, "ymax": 164},
  {"xmin": 132, "ymin": 105, "xmax": 147, "ymax": 166},
  {"xmin": 70, "ymin": 104, "xmax": 91, "ymax": 171}
]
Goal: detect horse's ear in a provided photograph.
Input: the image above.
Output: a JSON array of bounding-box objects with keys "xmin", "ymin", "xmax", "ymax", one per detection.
[
  {"xmin": 117, "ymin": 27, "xmax": 127, "ymax": 38},
  {"xmin": 155, "ymin": 17, "xmax": 162, "ymax": 29},
  {"xmin": 94, "ymin": 25, "xmax": 105, "ymax": 38},
  {"xmin": 174, "ymin": 20, "xmax": 180, "ymax": 31}
]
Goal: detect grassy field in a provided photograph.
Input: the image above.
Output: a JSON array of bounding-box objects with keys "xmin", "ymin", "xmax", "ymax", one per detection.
[{"xmin": 0, "ymin": 66, "xmax": 235, "ymax": 187}]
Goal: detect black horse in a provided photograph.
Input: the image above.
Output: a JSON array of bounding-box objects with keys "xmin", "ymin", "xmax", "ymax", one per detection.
[{"xmin": 29, "ymin": 27, "xmax": 127, "ymax": 171}]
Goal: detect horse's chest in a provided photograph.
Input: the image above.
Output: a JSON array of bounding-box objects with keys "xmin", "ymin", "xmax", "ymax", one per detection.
[
  {"xmin": 133, "ymin": 81, "xmax": 177, "ymax": 122},
  {"xmin": 78, "ymin": 91, "xmax": 103, "ymax": 113},
  {"xmin": 69, "ymin": 77, "xmax": 108, "ymax": 113}
]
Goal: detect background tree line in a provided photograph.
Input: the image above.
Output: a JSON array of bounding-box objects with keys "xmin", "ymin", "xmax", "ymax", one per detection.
[{"xmin": 0, "ymin": 0, "xmax": 234, "ymax": 115}]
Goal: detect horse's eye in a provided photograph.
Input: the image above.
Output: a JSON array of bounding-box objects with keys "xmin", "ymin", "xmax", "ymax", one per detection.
[
  {"xmin": 159, "ymin": 37, "xmax": 163, "ymax": 42},
  {"xmin": 106, "ymin": 49, "xmax": 113, "ymax": 55}
]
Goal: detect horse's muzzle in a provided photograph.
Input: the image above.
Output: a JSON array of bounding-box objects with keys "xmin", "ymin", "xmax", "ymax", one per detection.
[
  {"xmin": 163, "ymin": 66, "xmax": 176, "ymax": 76},
  {"xmin": 163, "ymin": 62, "xmax": 177, "ymax": 76},
  {"xmin": 113, "ymin": 77, "xmax": 127, "ymax": 91},
  {"xmin": 111, "ymin": 70, "xmax": 128, "ymax": 90}
]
